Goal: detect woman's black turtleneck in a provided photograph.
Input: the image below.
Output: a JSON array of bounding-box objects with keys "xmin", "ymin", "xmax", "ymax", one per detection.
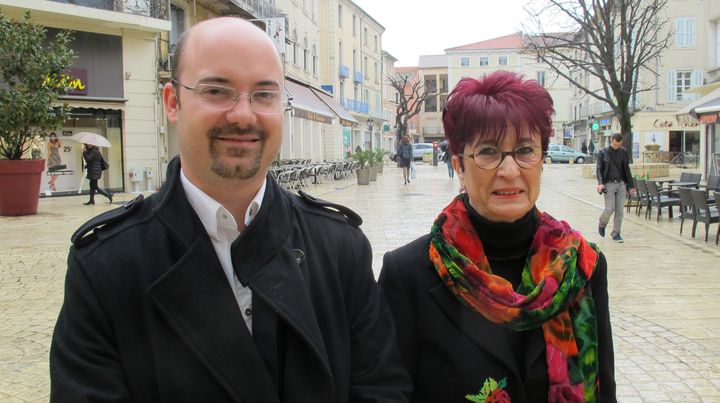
[
  {"xmin": 463, "ymin": 198, "xmax": 545, "ymax": 386},
  {"xmin": 464, "ymin": 198, "xmax": 537, "ymax": 289}
]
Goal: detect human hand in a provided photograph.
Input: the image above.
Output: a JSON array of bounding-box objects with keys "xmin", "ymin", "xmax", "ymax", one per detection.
[{"xmin": 596, "ymin": 184, "xmax": 605, "ymax": 194}]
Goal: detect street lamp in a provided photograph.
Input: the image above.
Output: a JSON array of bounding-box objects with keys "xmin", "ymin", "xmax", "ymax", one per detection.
[{"xmin": 367, "ymin": 118, "xmax": 374, "ymax": 132}]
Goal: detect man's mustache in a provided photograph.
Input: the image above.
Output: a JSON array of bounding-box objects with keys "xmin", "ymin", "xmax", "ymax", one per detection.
[{"xmin": 208, "ymin": 125, "xmax": 267, "ymax": 139}]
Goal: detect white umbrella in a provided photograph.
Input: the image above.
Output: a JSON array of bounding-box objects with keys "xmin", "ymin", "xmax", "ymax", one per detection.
[{"xmin": 68, "ymin": 132, "xmax": 112, "ymax": 148}]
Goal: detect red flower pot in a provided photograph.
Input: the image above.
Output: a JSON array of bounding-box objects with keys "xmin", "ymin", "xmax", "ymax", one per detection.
[{"xmin": 0, "ymin": 159, "xmax": 46, "ymax": 216}]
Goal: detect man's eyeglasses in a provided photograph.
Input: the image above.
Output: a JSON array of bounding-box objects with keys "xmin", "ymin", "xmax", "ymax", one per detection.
[
  {"xmin": 457, "ymin": 144, "xmax": 544, "ymax": 170},
  {"xmin": 172, "ymin": 79, "xmax": 291, "ymax": 114}
]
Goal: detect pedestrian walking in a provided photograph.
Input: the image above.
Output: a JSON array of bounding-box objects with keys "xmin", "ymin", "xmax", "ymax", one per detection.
[
  {"xmin": 81, "ymin": 143, "xmax": 112, "ymax": 205},
  {"xmin": 379, "ymin": 71, "xmax": 616, "ymax": 402},
  {"xmin": 397, "ymin": 135, "xmax": 413, "ymax": 185},
  {"xmin": 441, "ymin": 148, "xmax": 454, "ymax": 178},
  {"xmin": 50, "ymin": 17, "xmax": 410, "ymax": 402},
  {"xmin": 596, "ymin": 133, "xmax": 636, "ymax": 243}
]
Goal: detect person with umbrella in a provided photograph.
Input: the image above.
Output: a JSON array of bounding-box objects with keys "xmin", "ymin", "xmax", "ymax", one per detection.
[{"xmin": 82, "ymin": 143, "xmax": 112, "ymax": 205}]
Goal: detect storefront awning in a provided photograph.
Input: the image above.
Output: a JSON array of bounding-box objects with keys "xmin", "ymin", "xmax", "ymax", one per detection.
[
  {"xmin": 310, "ymin": 88, "xmax": 359, "ymax": 127},
  {"xmin": 56, "ymin": 96, "xmax": 128, "ymax": 110},
  {"xmin": 676, "ymin": 87, "xmax": 720, "ymax": 119},
  {"xmin": 284, "ymin": 80, "xmax": 335, "ymax": 124}
]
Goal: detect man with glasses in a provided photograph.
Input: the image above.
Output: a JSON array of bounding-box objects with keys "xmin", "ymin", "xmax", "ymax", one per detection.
[
  {"xmin": 51, "ymin": 17, "xmax": 410, "ymax": 402},
  {"xmin": 596, "ymin": 133, "xmax": 636, "ymax": 243}
]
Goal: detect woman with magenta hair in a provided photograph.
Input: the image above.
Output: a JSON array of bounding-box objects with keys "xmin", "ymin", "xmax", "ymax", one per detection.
[{"xmin": 379, "ymin": 71, "xmax": 616, "ymax": 402}]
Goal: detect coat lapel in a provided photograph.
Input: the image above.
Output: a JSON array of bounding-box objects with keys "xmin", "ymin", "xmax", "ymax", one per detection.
[
  {"xmin": 147, "ymin": 234, "xmax": 281, "ymax": 403},
  {"xmin": 429, "ymin": 283, "xmax": 522, "ymax": 382},
  {"xmin": 231, "ymin": 179, "xmax": 334, "ymax": 401}
]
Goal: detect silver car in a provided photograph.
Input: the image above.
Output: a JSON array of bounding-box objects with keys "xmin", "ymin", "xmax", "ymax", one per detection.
[
  {"xmin": 546, "ymin": 144, "xmax": 588, "ymax": 163},
  {"xmin": 412, "ymin": 143, "xmax": 434, "ymax": 160}
]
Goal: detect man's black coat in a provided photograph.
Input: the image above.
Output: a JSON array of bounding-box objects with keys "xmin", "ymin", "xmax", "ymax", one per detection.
[
  {"xmin": 50, "ymin": 157, "xmax": 410, "ymax": 402},
  {"xmin": 596, "ymin": 147, "xmax": 633, "ymax": 187}
]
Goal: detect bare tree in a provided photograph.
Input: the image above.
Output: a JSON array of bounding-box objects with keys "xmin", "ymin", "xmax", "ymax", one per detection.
[
  {"xmin": 387, "ymin": 72, "xmax": 435, "ymax": 144},
  {"xmin": 524, "ymin": 0, "xmax": 671, "ymax": 161}
]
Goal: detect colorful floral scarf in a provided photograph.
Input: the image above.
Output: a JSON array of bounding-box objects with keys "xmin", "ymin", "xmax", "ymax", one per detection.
[{"xmin": 429, "ymin": 194, "xmax": 601, "ymax": 402}]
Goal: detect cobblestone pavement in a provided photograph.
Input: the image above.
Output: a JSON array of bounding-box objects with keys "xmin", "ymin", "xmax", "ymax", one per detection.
[{"xmin": 1, "ymin": 162, "xmax": 719, "ymax": 401}]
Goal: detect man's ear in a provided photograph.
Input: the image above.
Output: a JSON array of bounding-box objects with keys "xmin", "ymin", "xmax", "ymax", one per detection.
[{"xmin": 163, "ymin": 82, "xmax": 179, "ymax": 124}]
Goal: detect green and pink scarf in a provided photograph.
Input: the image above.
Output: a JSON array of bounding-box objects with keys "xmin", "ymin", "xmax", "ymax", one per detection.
[{"xmin": 429, "ymin": 194, "xmax": 601, "ymax": 402}]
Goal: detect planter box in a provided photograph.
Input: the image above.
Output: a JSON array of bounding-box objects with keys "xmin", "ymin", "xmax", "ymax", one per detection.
[
  {"xmin": 369, "ymin": 166, "xmax": 378, "ymax": 181},
  {"xmin": 356, "ymin": 168, "xmax": 370, "ymax": 185},
  {"xmin": 0, "ymin": 159, "xmax": 46, "ymax": 216}
]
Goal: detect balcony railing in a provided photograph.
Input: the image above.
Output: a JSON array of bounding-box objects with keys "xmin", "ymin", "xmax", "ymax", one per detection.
[
  {"xmin": 345, "ymin": 99, "xmax": 369, "ymax": 114},
  {"xmin": 339, "ymin": 65, "xmax": 349, "ymax": 78},
  {"xmin": 353, "ymin": 71, "xmax": 364, "ymax": 84},
  {"xmin": 49, "ymin": 0, "xmax": 169, "ymax": 19}
]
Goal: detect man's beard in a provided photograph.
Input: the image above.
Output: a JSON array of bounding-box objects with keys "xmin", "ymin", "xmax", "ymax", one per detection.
[{"xmin": 208, "ymin": 124, "xmax": 267, "ymax": 180}]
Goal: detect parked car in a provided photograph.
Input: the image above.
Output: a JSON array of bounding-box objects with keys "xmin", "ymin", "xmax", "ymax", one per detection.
[
  {"xmin": 412, "ymin": 143, "xmax": 434, "ymax": 160},
  {"xmin": 546, "ymin": 144, "xmax": 588, "ymax": 163}
]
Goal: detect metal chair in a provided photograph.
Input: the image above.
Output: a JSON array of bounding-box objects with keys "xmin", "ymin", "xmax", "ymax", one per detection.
[
  {"xmin": 690, "ymin": 189, "xmax": 719, "ymax": 242},
  {"xmin": 635, "ymin": 179, "xmax": 651, "ymax": 218},
  {"xmin": 646, "ymin": 180, "xmax": 681, "ymax": 221},
  {"xmin": 677, "ymin": 187, "xmax": 696, "ymax": 236},
  {"xmin": 714, "ymin": 192, "xmax": 720, "ymax": 245}
]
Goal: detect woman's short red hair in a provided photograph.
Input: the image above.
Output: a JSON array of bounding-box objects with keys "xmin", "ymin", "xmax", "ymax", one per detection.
[{"xmin": 442, "ymin": 71, "xmax": 554, "ymax": 157}]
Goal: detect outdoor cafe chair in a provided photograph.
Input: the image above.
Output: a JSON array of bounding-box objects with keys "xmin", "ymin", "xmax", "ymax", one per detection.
[
  {"xmin": 690, "ymin": 188, "xmax": 719, "ymax": 242},
  {"xmin": 715, "ymin": 192, "xmax": 720, "ymax": 245},
  {"xmin": 677, "ymin": 187, "xmax": 696, "ymax": 237},
  {"xmin": 646, "ymin": 180, "xmax": 681, "ymax": 222},
  {"xmin": 635, "ymin": 179, "xmax": 651, "ymax": 218},
  {"xmin": 625, "ymin": 177, "xmax": 641, "ymax": 213}
]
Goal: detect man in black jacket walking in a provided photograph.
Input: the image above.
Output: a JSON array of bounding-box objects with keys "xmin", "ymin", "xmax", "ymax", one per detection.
[{"xmin": 596, "ymin": 133, "xmax": 636, "ymax": 243}]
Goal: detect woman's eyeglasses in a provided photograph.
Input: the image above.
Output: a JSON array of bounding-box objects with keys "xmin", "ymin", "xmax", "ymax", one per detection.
[
  {"xmin": 172, "ymin": 79, "xmax": 291, "ymax": 114},
  {"xmin": 457, "ymin": 145, "xmax": 544, "ymax": 170}
]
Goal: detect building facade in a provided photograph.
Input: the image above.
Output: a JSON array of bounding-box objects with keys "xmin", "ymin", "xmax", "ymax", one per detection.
[
  {"xmin": 1, "ymin": 0, "xmax": 170, "ymax": 196},
  {"xmin": 318, "ymin": 0, "xmax": 385, "ymax": 155}
]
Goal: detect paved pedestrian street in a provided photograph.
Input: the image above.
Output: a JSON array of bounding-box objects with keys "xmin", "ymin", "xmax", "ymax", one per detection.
[{"xmin": 2, "ymin": 162, "xmax": 720, "ymax": 401}]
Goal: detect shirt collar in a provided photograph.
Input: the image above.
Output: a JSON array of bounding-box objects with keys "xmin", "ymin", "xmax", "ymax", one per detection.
[{"xmin": 181, "ymin": 169, "xmax": 267, "ymax": 240}]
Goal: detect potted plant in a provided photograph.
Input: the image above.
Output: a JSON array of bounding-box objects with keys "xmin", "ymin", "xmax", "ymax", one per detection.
[
  {"xmin": 373, "ymin": 149, "xmax": 389, "ymax": 174},
  {"xmin": 0, "ymin": 12, "xmax": 74, "ymax": 215},
  {"xmin": 352, "ymin": 150, "xmax": 372, "ymax": 185}
]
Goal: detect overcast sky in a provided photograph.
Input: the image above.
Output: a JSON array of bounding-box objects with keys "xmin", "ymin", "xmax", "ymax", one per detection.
[{"xmin": 352, "ymin": 0, "xmax": 530, "ymax": 66}]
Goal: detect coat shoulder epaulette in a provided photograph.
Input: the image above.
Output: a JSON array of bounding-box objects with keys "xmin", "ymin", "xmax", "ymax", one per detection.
[
  {"xmin": 297, "ymin": 190, "xmax": 362, "ymax": 227},
  {"xmin": 71, "ymin": 195, "xmax": 145, "ymax": 248}
]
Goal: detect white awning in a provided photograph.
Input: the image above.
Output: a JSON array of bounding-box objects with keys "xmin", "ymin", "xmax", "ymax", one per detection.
[{"xmin": 284, "ymin": 80, "xmax": 335, "ymax": 124}]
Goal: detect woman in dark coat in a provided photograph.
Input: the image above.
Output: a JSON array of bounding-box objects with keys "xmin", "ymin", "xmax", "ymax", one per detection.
[
  {"xmin": 82, "ymin": 143, "xmax": 113, "ymax": 205},
  {"xmin": 397, "ymin": 135, "xmax": 413, "ymax": 185},
  {"xmin": 379, "ymin": 71, "xmax": 616, "ymax": 402}
]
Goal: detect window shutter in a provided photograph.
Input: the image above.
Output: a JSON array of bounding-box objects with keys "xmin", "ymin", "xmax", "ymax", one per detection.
[
  {"xmin": 675, "ymin": 18, "xmax": 683, "ymax": 45},
  {"xmin": 690, "ymin": 69, "xmax": 704, "ymax": 101},
  {"xmin": 667, "ymin": 70, "xmax": 676, "ymax": 103}
]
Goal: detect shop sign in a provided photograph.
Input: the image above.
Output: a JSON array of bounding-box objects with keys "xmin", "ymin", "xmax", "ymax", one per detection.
[
  {"xmin": 653, "ymin": 118, "xmax": 700, "ymax": 129},
  {"xmin": 44, "ymin": 68, "xmax": 88, "ymax": 95},
  {"xmin": 66, "ymin": 68, "xmax": 88, "ymax": 95}
]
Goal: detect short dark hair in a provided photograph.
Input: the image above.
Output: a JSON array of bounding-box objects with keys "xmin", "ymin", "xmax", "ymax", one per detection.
[
  {"xmin": 170, "ymin": 30, "xmax": 188, "ymax": 84},
  {"xmin": 442, "ymin": 71, "xmax": 554, "ymax": 165},
  {"xmin": 611, "ymin": 133, "xmax": 623, "ymax": 142}
]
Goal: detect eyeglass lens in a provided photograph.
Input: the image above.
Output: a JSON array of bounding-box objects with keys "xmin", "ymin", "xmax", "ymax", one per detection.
[
  {"xmin": 471, "ymin": 146, "xmax": 542, "ymax": 169},
  {"xmin": 179, "ymin": 82, "xmax": 286, "ymax": 114}
]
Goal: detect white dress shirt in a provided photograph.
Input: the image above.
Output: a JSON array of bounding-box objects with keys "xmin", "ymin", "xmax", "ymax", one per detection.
[{"xmin": 181, "ymin": 170, "xmax": 266, "ymax": 333}]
